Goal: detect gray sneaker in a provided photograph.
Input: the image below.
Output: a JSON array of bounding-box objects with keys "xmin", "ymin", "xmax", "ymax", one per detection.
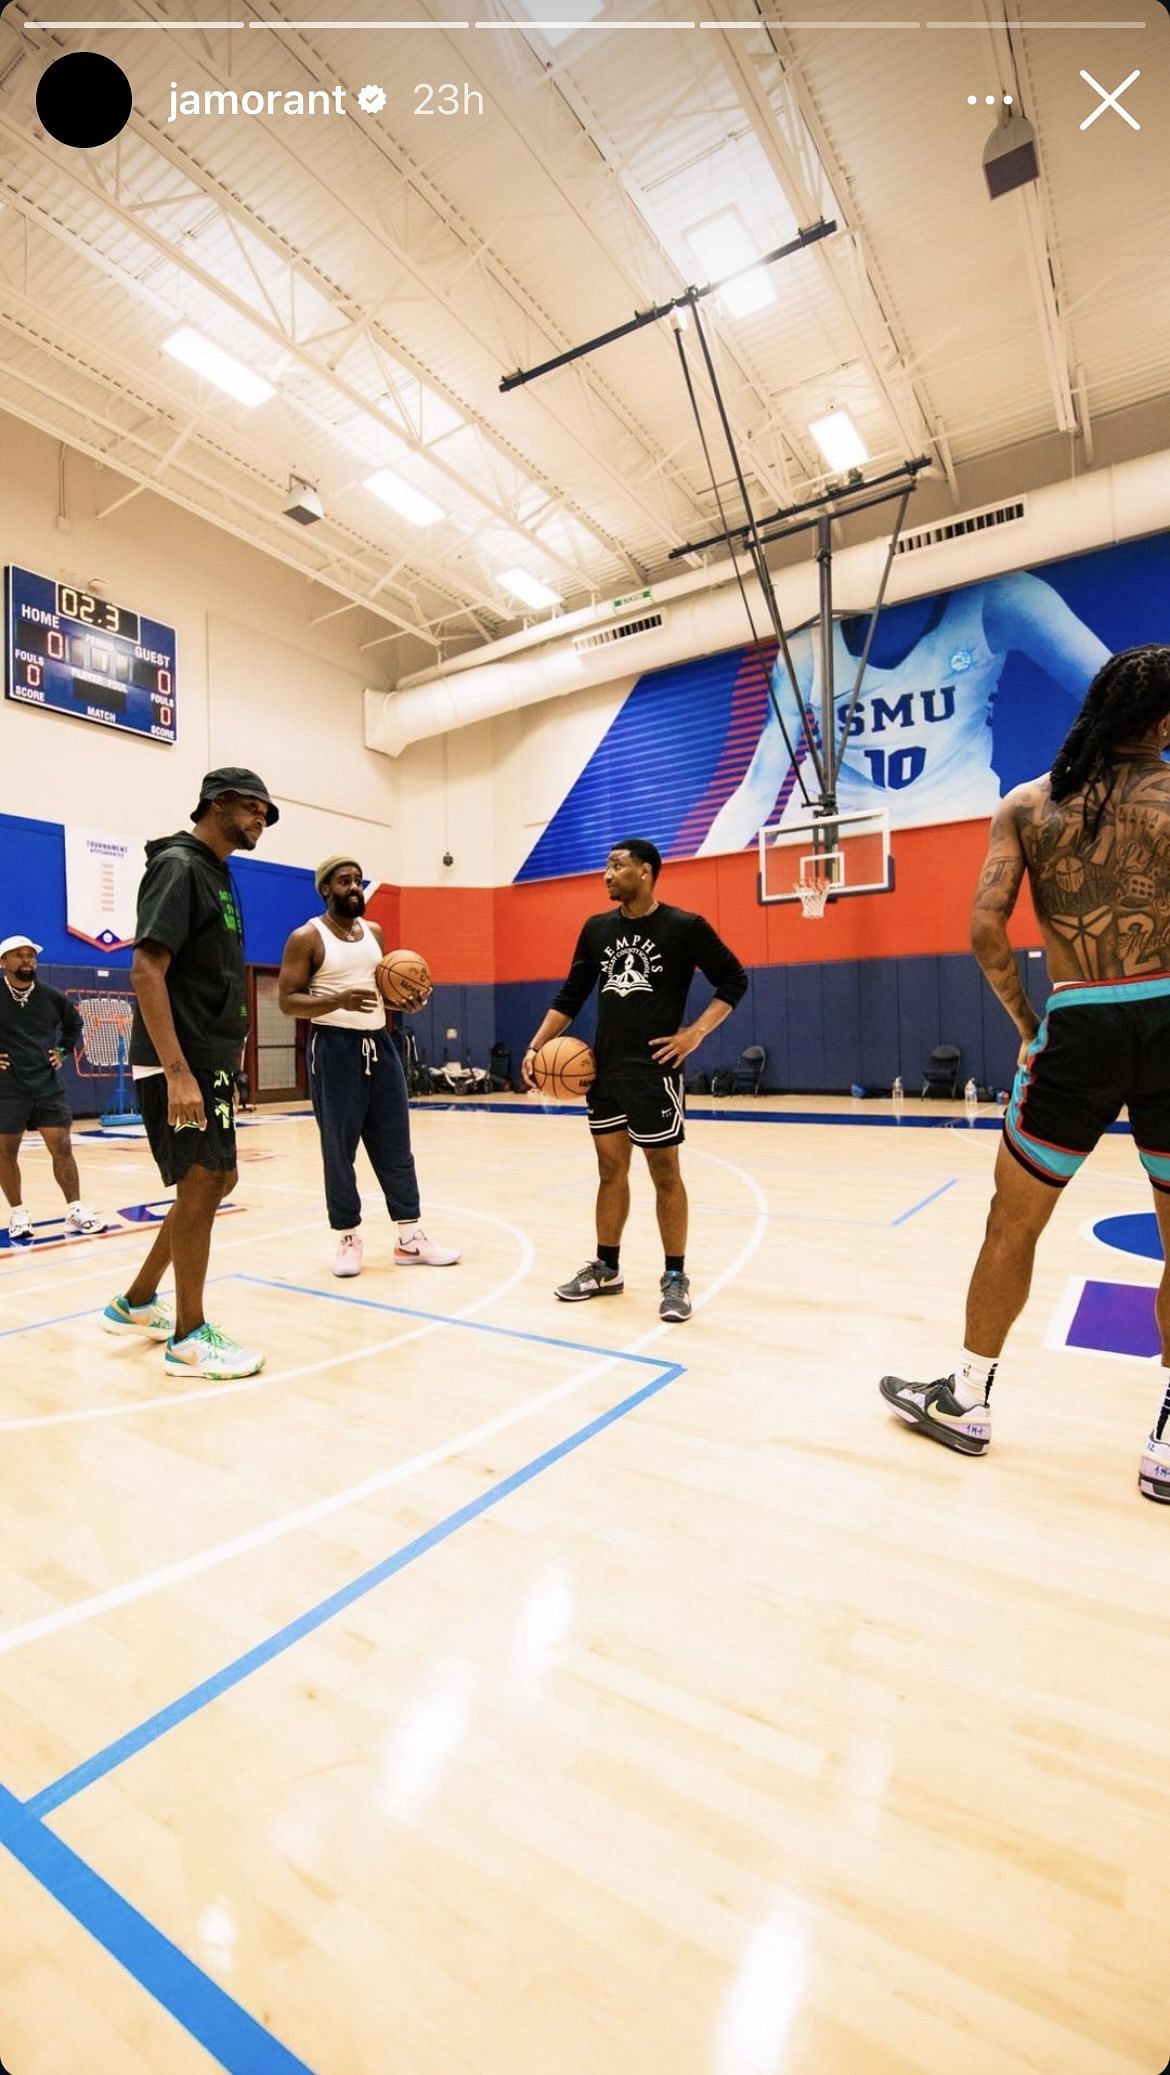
[
  {"xmin": 879, "ymin": 1374, "xmax": 991, "ymax": 1456},
  {"xmin": 659, "ymin": 1270, "xmax": 692, "ymax": 1322},
  {"xmin": 555, "ymin": 1259, "xmax": 624, "ymax": 1302}
]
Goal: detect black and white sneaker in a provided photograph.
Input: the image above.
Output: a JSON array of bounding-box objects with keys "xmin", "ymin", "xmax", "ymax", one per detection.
[
  {"xmin": 879, "ymin": 1374, "xmax": 991, "ymax": 1456},
  {"xmin": 658, "ymin": 1270, "xmax": 692, "ymax": 1323},
  {"xmin": 1139, "ymin": 1431, "xmax": 1170, "ymax": 1503},
  {"xmin": 554, "ymin": 1259, "xmax": 624, "ymax": 1302}
]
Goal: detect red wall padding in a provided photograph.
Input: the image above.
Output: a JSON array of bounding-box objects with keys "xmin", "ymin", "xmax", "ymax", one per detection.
[{"xmin": 365, "ymin": 819, "xmax": 1039, "ymax": 985}]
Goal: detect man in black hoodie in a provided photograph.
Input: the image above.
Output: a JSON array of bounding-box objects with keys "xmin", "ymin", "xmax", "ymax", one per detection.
[{"xmin": 101, "ymin": 767, "xmax": 277, "ymax": 1379}]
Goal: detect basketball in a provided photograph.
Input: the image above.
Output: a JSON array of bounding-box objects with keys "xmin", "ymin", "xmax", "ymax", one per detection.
[
  {"xmin": 375, "ymin": 950, "xmax": 432, "ymax": 1009},
  {"xmin": 531, "ymin": 1035, "xmax": 596, "ymax": 1101}
]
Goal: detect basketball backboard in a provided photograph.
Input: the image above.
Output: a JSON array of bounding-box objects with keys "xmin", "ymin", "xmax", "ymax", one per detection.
[{"xmin": 758, "ymin": 808, "xmax": 893, "ymax": 907}]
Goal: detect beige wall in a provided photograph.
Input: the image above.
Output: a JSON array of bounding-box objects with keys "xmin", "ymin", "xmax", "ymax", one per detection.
[
  {"xmin": 0, "ymin": 414, "xmax": 662, "ymax": 890},
  {"xmin": 0, "ymin": 414, "xmax": 397, "ymax": 882}
]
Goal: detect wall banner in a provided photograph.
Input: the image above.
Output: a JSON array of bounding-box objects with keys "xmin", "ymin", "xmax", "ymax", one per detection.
[{"xmin": 64, "ymin": 827, "xmax": 140, "ymax": 949}]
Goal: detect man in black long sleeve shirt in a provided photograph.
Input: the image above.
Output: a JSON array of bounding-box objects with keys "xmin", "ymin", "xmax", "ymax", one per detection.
[
  {"xmin": 0, "ymin": 935, "xmax": 105, "ymax": 1243},
  {"xmin": 523, "ymin": 837, "xmax": 748, "ymax": 1322}
]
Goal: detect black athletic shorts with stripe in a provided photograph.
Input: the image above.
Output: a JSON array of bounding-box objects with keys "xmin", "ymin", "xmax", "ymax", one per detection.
[
  {"xmin": 587, "ymin": 1068, "xmax": 685, "ymax": 1148},
  {"xmin": 1004, "ymin": 973, "xmax": 1170, "ymax": 1191}
]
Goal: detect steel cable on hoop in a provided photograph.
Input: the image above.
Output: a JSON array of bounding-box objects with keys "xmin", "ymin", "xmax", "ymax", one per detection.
[{"xmin": 670, "ymin": 305, "xmax": 815, "ymax": 809}]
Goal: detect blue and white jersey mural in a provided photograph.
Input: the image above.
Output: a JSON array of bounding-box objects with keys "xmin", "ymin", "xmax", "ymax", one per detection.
[{"xmin": 516, "ymin": 532, "xmax": 1170, "ymax": 883}]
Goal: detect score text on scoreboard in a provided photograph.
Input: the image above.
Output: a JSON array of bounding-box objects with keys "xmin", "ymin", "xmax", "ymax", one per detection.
[{"xmin": 4, "ymin": 565, "xmax": 177, "ymax": 744}]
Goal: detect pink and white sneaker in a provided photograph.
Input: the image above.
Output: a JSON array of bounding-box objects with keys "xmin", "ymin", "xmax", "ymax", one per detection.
[
  {"xmin": 333, "ymin": 1232, "xmax": 363, "ymax": 1278},
  {"xmin": 394, "ymin": 1229, "xmax": 461, "ymax": 1267}
]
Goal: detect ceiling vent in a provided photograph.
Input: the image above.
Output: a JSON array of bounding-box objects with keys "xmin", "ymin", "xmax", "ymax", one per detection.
[
  {"xmin": 571, "ymin": 611, "xmax": 664, "ymax": 654},
  {"xmin": 895, "ymin": 499, "xmax": 1027, "ymax": 557}
]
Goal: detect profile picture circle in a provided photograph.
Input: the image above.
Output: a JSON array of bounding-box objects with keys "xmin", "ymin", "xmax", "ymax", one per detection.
[{"xmin": 36, "ymin": 52, "xmax": 133, "ymax": 148}]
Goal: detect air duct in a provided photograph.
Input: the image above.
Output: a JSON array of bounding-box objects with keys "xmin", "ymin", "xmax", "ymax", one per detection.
[{"xmin": 364, "ymin": 447, "xmax": 1170, "ymax": 758}]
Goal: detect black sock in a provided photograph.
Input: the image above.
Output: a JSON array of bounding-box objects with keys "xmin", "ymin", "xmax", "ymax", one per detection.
[
  {"xmin": 665, "ymin": 1254, "xmax": 685, "ymax": 1274},
  {"xmin": 597, "ymin": 1244, "xmax": 620, "ymax": 1273}
]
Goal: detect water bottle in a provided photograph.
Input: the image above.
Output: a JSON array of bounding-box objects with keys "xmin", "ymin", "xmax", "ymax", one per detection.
[{"xmin": 964, "ymin": 1077, "xmax": 978, "ymax": 1116}]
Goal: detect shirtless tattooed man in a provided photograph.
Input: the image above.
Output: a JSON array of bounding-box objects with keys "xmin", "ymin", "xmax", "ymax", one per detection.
[{"xmin": 879, "ymin": 645, "xmax": 1170, "ymax": 1504}]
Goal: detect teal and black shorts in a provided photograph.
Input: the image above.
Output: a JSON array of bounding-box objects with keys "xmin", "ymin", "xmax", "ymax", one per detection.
[{"xmin": 1004, "ymin": 973, "xmax": 1170, "ymax": 1191}]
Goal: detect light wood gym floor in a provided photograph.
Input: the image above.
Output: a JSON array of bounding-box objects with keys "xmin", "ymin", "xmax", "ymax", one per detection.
[{"xmin": 1, "ymin": 1093, "xmax": 1167, "ymax": 2075}]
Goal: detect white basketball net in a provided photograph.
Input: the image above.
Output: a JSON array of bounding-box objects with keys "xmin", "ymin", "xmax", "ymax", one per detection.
[
  {"xmin": 72, "ymin": 993, "xmax": 135, "ymax": 1071},
  {"xmin": 793, "ymin": 879, "xmax": 829, "ymax": 920}
]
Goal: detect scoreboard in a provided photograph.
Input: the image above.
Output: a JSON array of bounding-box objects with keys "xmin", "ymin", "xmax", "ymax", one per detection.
[{"xmin": 4, "ymin": 565, "xmax": 177, "ymax": 744}]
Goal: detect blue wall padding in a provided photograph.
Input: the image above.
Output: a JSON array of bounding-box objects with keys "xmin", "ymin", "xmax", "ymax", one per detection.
[
  {"xmin": 494, "ymin": 949, "xmax": 1045, "ymax": 1094},
  {"xmin": 0, "ymin": 810, "xmax": 316, "ymax": 967}
]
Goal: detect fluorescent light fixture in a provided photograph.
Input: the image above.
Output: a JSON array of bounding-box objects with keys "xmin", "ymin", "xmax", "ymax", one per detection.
[
  {"xmin": 498, "ymin": 566, "xmax": 561, "ymax": 610},
  {"xmin": 363, "ymin": 469, "xmax": 444, "ymax": 528},
  {"xmin": 162, "ymin": 326, "xmax": 275, "ymax": 407},
  {"xmin": 516, "ymin": 0, "xmax": 603, "ymax": 47},
  {"xmin": 685, "ymin": 209, "xmax": 776, "ymax": 320},
  {"xmin": 808, "ymin": 410, "xmax": 869, "ymax": 473}
]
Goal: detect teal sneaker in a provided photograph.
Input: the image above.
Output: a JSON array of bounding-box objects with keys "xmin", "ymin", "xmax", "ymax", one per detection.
[
  {"xmin": 101, "ymin": 1292, "xmax": 173, "ymax": 1340},
  {"xmin": 164, "ymin": 1322, "xmax": 265, "ymax": 1380}
]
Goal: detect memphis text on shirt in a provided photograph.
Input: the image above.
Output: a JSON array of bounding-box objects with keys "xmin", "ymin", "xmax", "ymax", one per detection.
[{"xmin": 168, "ymin": 83, "xmax": 348, "ymax": 120}]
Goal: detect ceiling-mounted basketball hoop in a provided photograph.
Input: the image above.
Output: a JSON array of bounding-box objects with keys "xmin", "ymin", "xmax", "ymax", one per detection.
[{"xmin": 500, "ymin": 230, "xmax": 931, "ymax": 864}]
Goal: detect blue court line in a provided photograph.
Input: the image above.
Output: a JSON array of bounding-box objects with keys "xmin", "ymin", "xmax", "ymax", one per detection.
[
  {"xmin": 0, "ymin": 1274, "xmax": 233, "ymax": 1343},
  {"xmin": 235, "ymin": 1273, "xmax": 677, "ymax": 1366},
  {"xmin": 27, "ymin": 1357, "xmax": 683, "ymax": 1819},
  {"xmin": 0, "ymin": 1785, "xmax": 314, "ymax": 2074},
  {"xmin": 0, "ymin": 1299, "xmax": 119, "ymax": 1339},
  {"xmin": 0, "ymin": 1273, "xmax": 656, "ymax": 1365},
  {"xmin": 78, "ymin": 1097, "xmax": 1128, "ymax": 1136},
  {"xmin": 890, "ymin": 1178, "xmax": 959, "ymax": 1225},
  {"xmin": 7, "ymin": 1336, "xmax": 684, "ymax": 2072},
  {"xmin": 0, "ymin": 1224, "xmax": 128, "ymax": 1257},
  {"xmin": 409, "ymin": 1099, "xmax": 1027, "ymax": 1130}
]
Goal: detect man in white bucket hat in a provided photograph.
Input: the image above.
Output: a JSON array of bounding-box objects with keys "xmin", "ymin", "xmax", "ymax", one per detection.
[{"xmin": 0, "ymin": 934, "xmax": 105, "ymax": 1245}]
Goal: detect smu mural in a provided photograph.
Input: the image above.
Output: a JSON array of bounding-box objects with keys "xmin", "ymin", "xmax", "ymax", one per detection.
[{"xmin": 516, "ymin": 531, "xmax": 1170, "ymax": 883}]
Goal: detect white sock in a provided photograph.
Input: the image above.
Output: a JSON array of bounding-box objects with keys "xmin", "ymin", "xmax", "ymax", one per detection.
[
  {"xmin": 67, "ymin": 1200, "xmax": 81, "ymax": 1214},
  {"xmin": 952, "ymin": 1348, "xmax": 998, "ymax": 1410},
  {"xmin": 1152, "ymin": 1371, "xmax": 1170, "ymax": 1443},
  {"xmin": 397, "ymin": 1221, "xmax": 422, "ymax": 1242}
]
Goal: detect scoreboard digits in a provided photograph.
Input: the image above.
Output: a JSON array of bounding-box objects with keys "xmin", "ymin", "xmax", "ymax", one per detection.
[
  {"xmin": 4, "ymin": 565, "xmax": 177, "ymax": 743},
  {"xmin": 55, "ymin": 584, "xmax": 140, "ymax": 641}
]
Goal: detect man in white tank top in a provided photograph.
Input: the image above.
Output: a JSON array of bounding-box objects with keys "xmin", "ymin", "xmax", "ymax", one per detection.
[{"xmin": 278, "ymin": 857, "xmax": 460, "ymax": 1277}]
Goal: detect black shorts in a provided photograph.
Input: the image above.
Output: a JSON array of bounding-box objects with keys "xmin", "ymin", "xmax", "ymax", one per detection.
[
  {"xmin": 588, "ymin": 1068, "xmax": 685, "ymax": 1148},
  {"xmin": 1004, "ymin": 975, "xmax": 1170, "ymax": 1190},
  {"xmin": 139, "ymin": 1068, "xmax": 238, "ymax": 1187},
  {"xmin": 0, "ymin": 1090, "xmax": 72, "ymax": 1135}
]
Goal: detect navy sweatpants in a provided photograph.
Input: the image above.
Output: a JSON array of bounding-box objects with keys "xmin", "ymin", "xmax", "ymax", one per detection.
[{"xmin": 307, "ymin": 1025, "xmax": 420, "ymax": 1231}]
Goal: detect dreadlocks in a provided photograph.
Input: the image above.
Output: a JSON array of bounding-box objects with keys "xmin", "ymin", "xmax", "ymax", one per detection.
[{"xmin": 1049, "ymin": 645, "xmax": 1170, "ymax": 837}]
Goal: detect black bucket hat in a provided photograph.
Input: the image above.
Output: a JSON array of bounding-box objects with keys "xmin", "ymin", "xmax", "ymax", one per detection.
[{"xmin": 190, "ymin": 766, "xmax": 280, "ymax": 826}]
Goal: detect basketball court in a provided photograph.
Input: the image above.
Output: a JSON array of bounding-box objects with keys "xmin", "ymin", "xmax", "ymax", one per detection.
[
  {"xmin": 1, "ymin": 1093, "xmax": 1167, "ymax": 2073},
  {"xmin": 3, "ymin": 2, "xmax": 1170, "ymax": 2069}
]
